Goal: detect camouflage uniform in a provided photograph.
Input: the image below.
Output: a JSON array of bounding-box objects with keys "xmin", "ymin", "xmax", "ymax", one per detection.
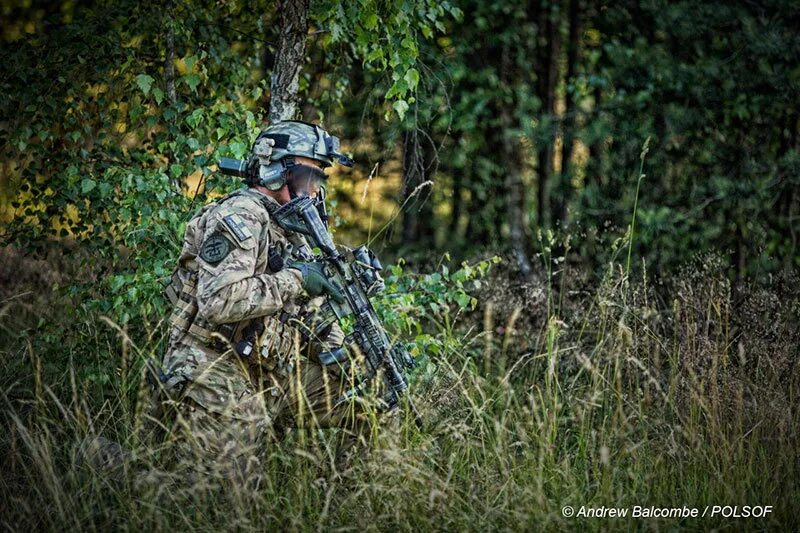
[{"xmin": 160, "ymin": 186, "xmax": 365, "ymax": 484}]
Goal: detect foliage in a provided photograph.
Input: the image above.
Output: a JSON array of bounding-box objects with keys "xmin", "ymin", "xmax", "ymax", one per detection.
[
  {"xmin": 4, "ymin": 0, "xmax": 797, "ymax": 294},
  {"xmin": 1, "ymin": 0, "xmax": 267, "ymax": 331},
  {"xmin": 0, "ymin": 0, "xmax": 460, "ymax": 333},
  {"xmin": 569, "ymin": 0, "xmax": 800, "ymax": 277},
  {"xmin": 342, "ymin": 0, "xmax": 799, "ymax": 279},
  {"xmin": 311, "ymin": 0, "xmax": 463, "ymax": 121},
  {"xmin": 376, "ymin": 254, "xmax": 501, "ymax": 360}
]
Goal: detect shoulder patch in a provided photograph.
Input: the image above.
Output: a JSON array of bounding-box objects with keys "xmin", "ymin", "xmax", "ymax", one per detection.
[
  {"xmin": 222, "ymin": 214, "xmax": 253, "ymax": 244},
  {"xmin": 199, "ymin": 233, "xmax": 231, "ymax": 265}
]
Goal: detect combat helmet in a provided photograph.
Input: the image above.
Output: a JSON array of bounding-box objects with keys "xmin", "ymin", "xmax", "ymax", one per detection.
[
  {"xmin": 248, "ymin": 120, "xmax": 354, "ymax": 191},
  {"xmin": 255, "ymin": 120, "xmax": 353, "ymax": 168}
]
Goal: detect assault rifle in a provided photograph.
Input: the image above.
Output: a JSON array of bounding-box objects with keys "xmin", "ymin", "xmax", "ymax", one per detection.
[{"xmin": 271, "ymin": 195, "xmax": 423, "ymax": 429}]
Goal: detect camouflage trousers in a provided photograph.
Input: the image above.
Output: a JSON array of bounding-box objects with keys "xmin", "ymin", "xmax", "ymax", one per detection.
[{"xmin": 159, "ymin": 337, "xmax": 372, "ymax": 486}]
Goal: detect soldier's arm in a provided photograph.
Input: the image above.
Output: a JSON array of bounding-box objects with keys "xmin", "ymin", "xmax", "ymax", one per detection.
[{"xmin": 194, "ymin": 203, "xmax": 304, "ymax": 325}]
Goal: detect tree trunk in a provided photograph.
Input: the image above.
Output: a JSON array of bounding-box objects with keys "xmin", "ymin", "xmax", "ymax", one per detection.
[
  {"xmin": 449, "ymin": 160, "xmax": 463, "ymax": 237},
  {"xmin": 792, "ymin": 116, "xmax": 800, "ymax": 265},
  {"xmin": 461, "ymin": 5, "xmax": 503, "ymax": 246},
  {"xmin": 500, "ymin": 30, "xmax": 534, "ymax": 278},
  {"xmin": 588, "ymin": 84, "xmax": 605, "ymax": 186},
  {"xmin": 261, "ymin": 20, "xmax": 275, "ymax": 111},
  {"xmin": 554, "ymin": 0, "xmax": 581, "ymax": 228},
  {"xmin": 535, "ymin": 2, "xmax": 560, "ymax": 229},
  {"xmin": 163, "ymin": 2, "xmax": 178, "ymax": 192},
  {"xmin": 268, "ymin": 0, "xmax": 309, "ymax": 123},
  {"xmin": 503, "ymin": 111, "xmax": 534, "ymax": 278},
  {"xmin": 165, "ymin": 3, "xmax": 176, "ymax": 106}
]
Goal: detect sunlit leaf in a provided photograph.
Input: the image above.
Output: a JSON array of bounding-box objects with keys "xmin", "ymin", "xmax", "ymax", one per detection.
[{"xmin": 135, "ymin": 74, "xmax": 154, "ymax": 96}]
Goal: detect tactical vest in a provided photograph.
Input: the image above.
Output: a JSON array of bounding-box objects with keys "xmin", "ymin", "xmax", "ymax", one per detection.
[{"xmin": 163, "ymin": 188, "xmax": 311, "ymax": 349}]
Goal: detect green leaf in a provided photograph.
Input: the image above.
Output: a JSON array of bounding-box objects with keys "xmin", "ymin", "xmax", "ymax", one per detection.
[
  {"xmin": 392, "ymin": 99, "xmax": 410, "ymax": 120},
  {"xmin": 186, "ymin": 109, "xmax": 203, "ymax": 128},
  {"xmin": 135, "ymin": 74, "xmax": 154, "ymax": 96},
  {"xmin": 364, "ymin": 13, "xmax": 379, "ymax": 30},
  {"xmin": 183, "ymin": 74, "xmax": 201, "ymax": 92},
  {"xmin": 81, "ymin": 178, "xmax": 96, "ymax": 194},
  {"xmin": 401, "ymin": 36, "xmax": 416, "ymax": 51},
  {"xmin": 385, "ymin": 77, "xmax": 408, "ymax": 100},
  {"xmin": 455, "ymin": 293, "xmax": 470, "ymax": 309},
  {"xmin": 365, "ymin": 47, "xmax": 385, "ymax": 64},
  {"xmin": 184, "ymin": 54, "xmax": 198, "ymax": 72},
  {"xmin": 404, "ymin": 68, "xmax": 420, "ymax": 91},
  {"xmin": 152, "ymin": 87, "xmax": 164, "ymax": 105},
  {"xmin": 229, "ymin": 142, "xmax": 248, "ymax": 159}
]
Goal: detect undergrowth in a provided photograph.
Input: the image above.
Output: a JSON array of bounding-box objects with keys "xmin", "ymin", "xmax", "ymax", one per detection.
[{"xmin": 1, "ymin": 248, "xmax": 797, "ymax": 531}]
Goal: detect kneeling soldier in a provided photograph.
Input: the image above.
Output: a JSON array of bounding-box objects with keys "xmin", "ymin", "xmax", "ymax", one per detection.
[{"xmin": 160, "ymin": 121, "xmax": 367, "ymax": 484}]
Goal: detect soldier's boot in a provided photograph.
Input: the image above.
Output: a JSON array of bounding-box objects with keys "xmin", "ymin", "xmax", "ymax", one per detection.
[
  {"xmin": 76, "ymin": 435, "xmax": 132, "ymax": 483},
  {"xmin": 330, "ymin": 411, "xmax": 377, "ymax": 478}
]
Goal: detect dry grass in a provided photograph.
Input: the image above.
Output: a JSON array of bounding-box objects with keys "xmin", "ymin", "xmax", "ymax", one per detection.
[{"xmin": 0, "ymin": 253, "xmax": 798, "ymax": 531}]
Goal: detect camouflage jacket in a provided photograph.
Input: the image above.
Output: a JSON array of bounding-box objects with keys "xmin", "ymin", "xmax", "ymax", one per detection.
[{"xmin": 163, "ymin": 187, "xmax": 320, "ymax": 389}]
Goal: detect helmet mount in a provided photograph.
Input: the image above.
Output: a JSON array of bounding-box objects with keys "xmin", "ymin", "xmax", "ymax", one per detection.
[{"xmin": 256, "ymin": 120, "xmax": 354, "ymax": 169}]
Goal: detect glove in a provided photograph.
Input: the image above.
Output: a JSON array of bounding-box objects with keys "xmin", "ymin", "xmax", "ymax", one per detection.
[
  {"xmin": 287, "ymin": 260, "xmax": 345, "ymax": 303},
  {"xmin": 324, "ymin": 321, "xmax": 345, "ymax": 349},
  {"xmin": 315, "ymin": 322, "xmax": 349, "ymax": 367}
]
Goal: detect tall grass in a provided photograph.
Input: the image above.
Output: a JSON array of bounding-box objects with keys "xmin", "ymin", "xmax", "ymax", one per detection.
[{"xmin": 1, "ymin": 251, "xmax": 797, "ymax": 531}]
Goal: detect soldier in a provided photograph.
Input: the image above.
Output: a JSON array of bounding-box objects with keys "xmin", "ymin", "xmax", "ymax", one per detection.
[{"xmin": 159, "ymin": 120, "xmax": 368, "ymax": 485}]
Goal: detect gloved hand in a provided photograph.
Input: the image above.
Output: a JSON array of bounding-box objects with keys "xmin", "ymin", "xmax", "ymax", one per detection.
[
  {"xmin": 324, "ymin": 321, "xmax": 346, "ymax": 349},
  {"xmin": 287, "ymin": 260, "xmax": 345, "ymax": 303},
  {"xmin": 314, "ymin": 322, "xmax": 349, "ymax": 367}
]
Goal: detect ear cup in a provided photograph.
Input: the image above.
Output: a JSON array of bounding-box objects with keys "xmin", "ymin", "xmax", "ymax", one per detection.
[{"xmin": 258, "ymin": 163, "xmax": 287, "ymax": 190}]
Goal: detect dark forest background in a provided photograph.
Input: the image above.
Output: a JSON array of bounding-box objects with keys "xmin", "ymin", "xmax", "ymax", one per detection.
[{"xmin": 2, "ymin": 0, "xmax": 799, "ymax": 290}]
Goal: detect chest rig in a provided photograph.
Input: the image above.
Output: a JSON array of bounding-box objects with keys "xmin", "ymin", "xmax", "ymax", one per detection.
[{"xmin": 164, "ymin": 188, "xmax": 314, "ymax": 350}]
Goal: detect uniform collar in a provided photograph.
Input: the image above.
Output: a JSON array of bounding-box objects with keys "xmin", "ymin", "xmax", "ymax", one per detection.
[{"xmin": 243, "ymin": 187, "xmax": 282, "ymax": 209}]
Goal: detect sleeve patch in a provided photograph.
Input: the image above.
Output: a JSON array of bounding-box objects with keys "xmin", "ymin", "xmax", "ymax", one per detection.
[
  {"xmin": 222, "ymin": 214, "xmax": 253, "ymax": 244},
  {"xmin": 199, "ymin": 233, "xmax": 232, "ymax": 265}
]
